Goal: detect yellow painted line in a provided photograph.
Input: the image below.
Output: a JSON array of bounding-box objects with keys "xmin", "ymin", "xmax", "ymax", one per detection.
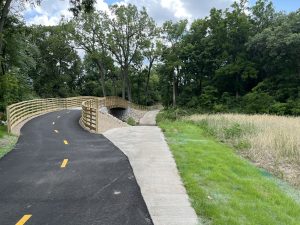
[
  {"xmin": 64, "ymin": 140, "xmax": 69, "ymax": 145},
  {"xmin": 16, "ymin": 215, "xmax": 32, "ymax": 225},
  {"xmin": 54, "ymin": 130, "xmax": 59, "ymax": 133},
  {"xmin": 61, "ymin": 159, "xmax": 68, "ymax": 168}
]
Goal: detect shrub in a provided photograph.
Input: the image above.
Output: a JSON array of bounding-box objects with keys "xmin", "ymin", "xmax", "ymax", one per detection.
[
  {"xmin": 224, "ymin": 123, "xmax": 243, "ymax": 139},
  {"xmin": 270, "ymin": 103, "xmax": 288, "ymax": 115},
  {"xmin": 198, "ymin": 86, "xmax": 218, "ymax": 109},
  {"xmin": 242, "ymin": 92, "xmax": 275, "ymax": 114},
  {"xmin": 127, "ymin": 117, "xmax": 136, "ymax": 126},
  {"xmin": 156, "ymin": 108, "xmax": 190, "ymax": 123},
  {"xmin": 213, "ymin": 104, "xmax": 228, "ymax": 113}
]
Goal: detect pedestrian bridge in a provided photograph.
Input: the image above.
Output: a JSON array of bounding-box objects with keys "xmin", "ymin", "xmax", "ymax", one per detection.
[{"xmin": 6, "ymin": 96, "xmax": 160, "ymax": 135}]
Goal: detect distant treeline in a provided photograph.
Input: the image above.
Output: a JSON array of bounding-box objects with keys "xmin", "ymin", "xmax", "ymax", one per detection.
[
  {"xmin": 158, "ymin": 0, "xmax": 300, "ymax": 115},
  {"xmin": 0, "ymin": 0, "xmax": 299, "ymax": 116}
]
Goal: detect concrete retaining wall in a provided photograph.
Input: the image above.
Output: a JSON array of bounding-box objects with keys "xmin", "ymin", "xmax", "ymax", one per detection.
[
  {"xmin": 98, "ymin": 112, "xmax": 129, "ymax": 133},
  {"xmin": 108, "ymin": 107, "xmax": 147, "ymax": 124}
]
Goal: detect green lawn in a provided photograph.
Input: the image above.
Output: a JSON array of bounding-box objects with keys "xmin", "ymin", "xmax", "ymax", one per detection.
[
  {"xmin": 158, "ymin": 119, "xmax": 300, "ymax": 225},
  {"xmin": 0, "ymin": 126, "xmax": 17, "ymax": 159}
]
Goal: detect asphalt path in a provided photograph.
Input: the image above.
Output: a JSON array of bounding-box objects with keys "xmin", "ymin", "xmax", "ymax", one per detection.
[{"xmin": 0, "ymin": 110, "xmax": 153, "ymax": 225}]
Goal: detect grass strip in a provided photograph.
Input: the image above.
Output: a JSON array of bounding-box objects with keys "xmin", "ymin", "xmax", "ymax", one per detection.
[
  {"xmin": 159, "ymin": 119, "xmax": 300, "ymax": 225},
  {"xmin": 0, "ymin": 126, "xmax": 17, "ymax": 159}
]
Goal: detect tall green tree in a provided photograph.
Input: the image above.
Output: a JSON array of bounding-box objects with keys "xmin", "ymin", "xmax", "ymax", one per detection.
[
  {"xmin": 68, "ymin": 11, "xmax": 112, "ymax": 96},
  {"xmin": 105, "ymin": 4, "xmax": 156, "ymax": 101},
  {"xmin": 161, "ymin": 20, "xmax": 188, "ymax": 106},
  {"xmin": 29, "ymin": 25, "xmax": 81, "ymax": 97}
]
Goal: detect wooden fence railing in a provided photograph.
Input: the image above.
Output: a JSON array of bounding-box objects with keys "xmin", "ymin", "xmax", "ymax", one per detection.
[
  {"xmin": 80, "ymin": 96, "xmax": 162, "ymax": 133},
  {"xmin": 7, "ymin": 96, "xmax": 162, "ymax": 134},
  {"xmin": 6, "ymin": 96, "xmax": 94, "ymax": 133}
]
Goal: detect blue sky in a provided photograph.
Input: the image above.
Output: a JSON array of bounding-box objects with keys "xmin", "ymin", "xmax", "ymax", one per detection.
[
  {"xmin": 249, "ymin": 0, "xmax": 300, "ymax": 12},
  {"xmin": 23, "ymin": 0, "xmax": 300, "ymax": 26}
]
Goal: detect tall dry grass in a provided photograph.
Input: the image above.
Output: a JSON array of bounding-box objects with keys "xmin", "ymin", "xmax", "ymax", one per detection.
[{"xmin": 186, "ymin": 114, "xmax": 300, "ymax": 186}]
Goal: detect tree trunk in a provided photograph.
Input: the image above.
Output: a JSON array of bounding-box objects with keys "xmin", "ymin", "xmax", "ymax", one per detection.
[
  {"xmin": 123, "ymin": 66, "xmax": 132, "ymax": 101},
  {"xmin": 95, "ymin": 60, "xmax": 106, "ymax": 97},
  {"xmin": 99, "ymin": 70, "xmax": 106, "ymax": 97},
  {"xmin": 137, "ymin": 74, "xmax": 141, "ymax": 104},
  {"xmin": 112, "ymin": 78, "xmax": 117, "ymax": 96},
  {"xmin": 121, "ymin": 70, "xmax": 126, "ymax": 99},
  {"xmin": 145, "ymin": 59, "xmax": 153, "ymax": 105},
  {"xmin": 126, "ymin": 72, "xmax": 132, "ymax": 102},
  {"xmin": 173, "ymin": 70, "xmax": 176, "ymax": 107},
  {"xmin": 0, "ymin": 0, "xmax": 12, "ymax": 57}
]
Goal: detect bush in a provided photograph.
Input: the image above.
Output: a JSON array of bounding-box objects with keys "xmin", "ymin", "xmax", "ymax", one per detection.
[
  {"xmin": 270, "ymin": 100, "xmax": 300, "ymax": 116},
  {"xmin": 213, "ymin": 104, "xmax": 228, "ymax": 113},
  {"xmin": 288, "ymin": 100, "xmax": 300, "ymax": 116},
  {"xmin": 198, "ymin": 86, "xmax": 218, "ymax": 109},
  {"xmin": 270, "ymin": 103, "xmax": 289, "ymax": 115},
  {"xmin": 127, "ymin": 117, "xmax": 136, "ymax": 126},
  {"xmin": 0, "ymin": 69, "xmax": 35, "ymax": 111},
  {"xmin": 156, "ymin": 108, "xmax": 190, "ymax": 123},
  {"xmin": 224, "ymin": 123, "xmax": 243, "ymax": 139},
  {"xmin": 242, "ymin": 92, "xmax": 275, "ymax": 114}
]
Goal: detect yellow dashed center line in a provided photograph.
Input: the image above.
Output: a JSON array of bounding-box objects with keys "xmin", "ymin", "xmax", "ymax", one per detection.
[
  {"xmin": 64, "ymin": 140, "xmax": 69, "ymax": 145},
  {"xmin": 16, "ymin": 215, "xmax": 32, "ymax": 225},
  {"xmin": 61, "ymin": 159, "xmax": 69, "ymax": 168}
]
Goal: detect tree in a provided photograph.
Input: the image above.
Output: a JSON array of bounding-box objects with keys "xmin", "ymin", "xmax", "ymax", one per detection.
[
  {"xmin": 143, "ymin": 33, "xmax": 162, "ymax": 105},
  {"xmin": 161, "ymin": 20, "xmax": 188, "ymax": 106},
  {"xmin": 215, "ymin": 0, "xmax": 256, "ymax": 98},
  {"xmin": 105, "ymin": 4, "xmax": 156, "ymax": 101},
  {"xmin": 251, "ymin": 0, "xmax": 275, "ymax": 32},
  {"xmin": 0, "ymin": 0, "xmax": 95, "ymax": 77},
  {"xmin": 68, "ymin": 11, "xmax": 112, "ymax": 96},
  {"xmin": 0, "ymin": 16, "xmax": 37, "ymax": 110},
  {"xmin": 29, "ymin": 25, "xmax": 81, "ymax": 97}
]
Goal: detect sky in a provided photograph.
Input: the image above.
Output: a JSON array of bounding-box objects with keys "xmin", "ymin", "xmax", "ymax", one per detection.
[{"xmin": 22, "ymin": 0, "xmax": 300, "ymax": 26}]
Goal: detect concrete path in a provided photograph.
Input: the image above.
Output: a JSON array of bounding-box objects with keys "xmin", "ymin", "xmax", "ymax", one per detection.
[
  {"xmin": 0, "ymin": 110, "xmax": 153, "ymax": 225},
  {"xmin": 139, "ymin": 110, "xmax": 160, "ymax": 125},
  {"xmin": 104, "ymin": 125, "xmax": 199, "ymax": 225}
]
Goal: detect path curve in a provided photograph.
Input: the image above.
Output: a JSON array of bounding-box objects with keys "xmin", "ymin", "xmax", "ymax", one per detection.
[
  {"xmin": 0, "ymin": 110, "xmax": 153, "ymax": 225},
  {"xmin": 139, "ymin": 110, "xmax": 160, "ymax": 126}
]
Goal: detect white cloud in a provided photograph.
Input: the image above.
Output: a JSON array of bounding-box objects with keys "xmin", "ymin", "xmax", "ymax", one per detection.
[
  {"xmin": 160, "ymin": 0, "xmax": 192, "ymax": 19},
  {"xmin": 23, "ymin": 0, "xmax": 110, "ymax": 26},
  {"xmin": 22, "ymin": 0, "xmax": 237, "ymax": 26},
  {"xmin": 121, "ymin": 0, "xmax": 236, "ymax": 25}
]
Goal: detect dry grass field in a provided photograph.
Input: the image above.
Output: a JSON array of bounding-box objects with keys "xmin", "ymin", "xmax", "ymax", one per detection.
[{"xmin": 186, "ymin": 114, "xmax": 300, "ymax": 186}]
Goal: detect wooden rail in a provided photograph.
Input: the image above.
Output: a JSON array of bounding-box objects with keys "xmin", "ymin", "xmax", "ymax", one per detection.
[
  {"xmin": 6, "ymin": 96, "xmax": 94, "ymax": 133},
  {"xmin": 80, "ymin": 96, "xmax": 162, "ymax": 133},
  {"xmin": 7, "ymin": 96, "xmax": 162, "ymax": 134}
]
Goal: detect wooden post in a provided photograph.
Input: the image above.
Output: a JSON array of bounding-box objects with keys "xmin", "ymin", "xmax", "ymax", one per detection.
[
  {"xmin": 6, "ymin": 106, "xmax": 11, "ymax": 133},
  {"xmin": 95, "ymin": 99, "xmax": 99, "ymax": 133}
]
